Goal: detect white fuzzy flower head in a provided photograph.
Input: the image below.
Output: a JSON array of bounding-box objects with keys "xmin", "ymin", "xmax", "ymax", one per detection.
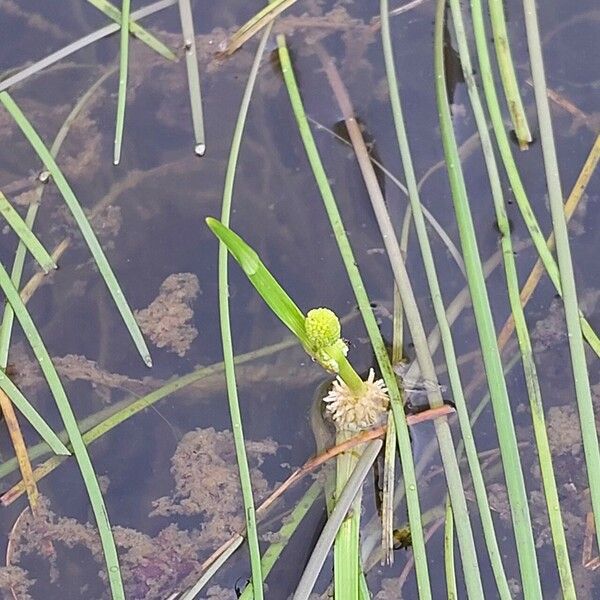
[{"xmin": 323, "ymin": 368, "xmax": 389, "ymax": 432}]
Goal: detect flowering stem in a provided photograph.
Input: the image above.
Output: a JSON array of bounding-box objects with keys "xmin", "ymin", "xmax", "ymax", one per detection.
[{"xmin": 326, "ymin": 345, "xmax": 364, "ymax": 395}]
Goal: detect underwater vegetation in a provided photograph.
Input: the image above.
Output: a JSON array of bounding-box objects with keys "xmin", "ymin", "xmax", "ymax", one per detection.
[{"xmin": 0, "ymin": 0, "xmax": 598, "ymax": 599}]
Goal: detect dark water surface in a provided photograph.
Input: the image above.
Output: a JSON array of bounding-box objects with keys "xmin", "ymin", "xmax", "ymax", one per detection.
[{"xmin": 0, "ymin": 0, "xmax": 598, "ymax": 598}]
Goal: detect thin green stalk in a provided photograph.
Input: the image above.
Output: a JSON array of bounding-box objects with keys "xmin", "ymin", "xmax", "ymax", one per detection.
[
  {"xmin": 0, "ymin": 91, "xmax": 152, "ymax": 367},
  {"xmin": 277, "ymin": 34, "xmax": 432, "ymax": 600},
  {"xmin": 177, "ymin": 0, "xmax": 206, "ymax": 155},
  {"xmin": 468, "ymin": 0, "xmax": 600, "ymax": 358},
  {"xmin": 0, "ymin": 372, "xmax": 69, "ymax": 456},
  {"xmin": 0, "ymin": 263, "xmax": 124, "ymax": 599},
  {"xmin": 0, "ymin": 67, "xmax": 116, "ymax": 372},
  {"xmin": 522, "ymin": 0, "xmax": 600, "ymax": 555},
  {"xmin": 293, "ymin": 440, "xmax": 382, "ymax": 600},
  {"xmin": 320, "ymin": 49, "xmax": 483, "ymax": 598},
  {"xmin": 216, "ymin": 24, "xmax": 275, "ymax": 600},
  {"xmin": 443, "ymin": 499, "xmax": 457, "ymax": 600},
  {"xmin": 380, "ymin": 0, "xmax": 511, "ymax": 595},
  {"xmin": 487, "ymin": 0, "xmax": 532, "ymax": 147},
  {"xmin": 381, "ymin": 415, "xmax": 396, "ymax": 564},
  {"xmin": 448, "ymin": 0, "xmax": 575, "ymax": 594},
  {"xmin": 85, "ymin": 0, "xmax": 177, "ymax": 60},
  {"xmin": 333, "ymin": 433, "xmax": 362, "ymax": 600},
  {"xmin": 434, "ymin": 0, "xmax": 541, "ymax": 596},
  {"xmin": 0, "ymin": 191, "xmax": 56, "ymax": 272},
  {"xmin": 113, "ymin": 0, "xmax": 131, "ymax": 165},
  {"xmin": 239, "ymin": 482, "xmax": 322, "ymax": 600}
]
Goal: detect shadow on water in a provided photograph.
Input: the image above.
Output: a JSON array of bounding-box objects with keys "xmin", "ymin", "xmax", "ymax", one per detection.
[{"xmin": 0, "ymin": 0, "xmax": 598, "ymax": 598}]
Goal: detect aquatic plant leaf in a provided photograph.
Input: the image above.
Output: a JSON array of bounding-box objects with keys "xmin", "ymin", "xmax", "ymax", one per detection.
[
  {"xmin": 85, "ymin": 0, "xmax": 177, "ymax": 61},
  {"xmin": 0, "ymin": 91, "xmax": 152, "ymax": 367},
  {"xmin": 0, "ymin": 260, "xmax": 125, "ymax": 599},
  {"xmin": 433, "ymin": 1, "xmax": 542, "ymax": 595},
  {"xmin": 0, "ymin": 371, "xmax": 69, "ymax": 456},
  {"xmin": 0, "ymin": 192, "xmax": 56, "ymax": 273},
  {"xmin": 113, "ymin": 0, "xmax": 131, "ymax": 165},
  {"xmin": 177, "ymin": 0, "xmax": 206, "ymax": 155},
  {"xmin": 206, "ymin": 217, "xmax": 308, "ymax": 347}
]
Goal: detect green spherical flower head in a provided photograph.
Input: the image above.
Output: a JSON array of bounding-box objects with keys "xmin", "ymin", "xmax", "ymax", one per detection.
[{"xmin": 305, "ymin": 307, "xmax": 341, "ymax": 350}]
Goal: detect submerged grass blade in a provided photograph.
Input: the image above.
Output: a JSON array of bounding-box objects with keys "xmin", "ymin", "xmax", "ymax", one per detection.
[
  {"xmin": 380, "ymin": 0, "xmax": 511, "ymax": 594},
  {"xmin": 293, "ymin": 439, "xmax": 382, "ymax": 600},
  {"xmin": 0, "ymin": 191, "xmax": 56, "ymax": 272},
  {"xmin": 113, "ymin": 0, "xmax": 131, "ymax": 165},
  {"xmin": 487, "ymin": 0, "xmax": 532, "ymax": 147},
  {"xmin": 177, "ymin": 0, "xmax": 206, "ymax": 155},
  {"xmin": 522, "ymin": 0, "xmax": 600, "ymax": 554},
  {"xmin": 213, "ymin": 24, "xmax": 275, "ymax": 600},
  {"xmin": 0, "ymin": 262, "xmax": 124, "ymax": 599},
  {"xmin": 320, "ymin": 48, "xmax": 484, "ymax": 598},
  {"xmin": 434, "ymin": 0, "xmax": 542, "ymax": 596},
  {"xmin": 469, "ymin": 0, "xmax": 600, "ymax": 358},
  {"xmin": 443, "ymin": 498, "xmax": 457, "ymax": 600},
  {"xmin": 85, "ymin": 0, "xmax": 177, "ymax": 61},
  {"xmin": 206, "ymin": 218, "xmax": 307, "ymax": 345},
  {"xmin": 224, "ymin": 0, "xmax": 298, "ymax": 55},
  {"xmin": 0, "ymin": 68, "xmax": 116, "ymax": 386},
  {"xmin": 277, "ymin": 34, "xmax": 432, "ymax": 600},
  {"xmin": 0, "ymin": 388, "xmax": 39, "ymax": 513},
  {"xmin": 449, "ymin": 0, "xmax": 575, "ymax": 593},
  {"xmin": 0, "ymin": 0, "xmax": 176, "ymax": 93},
  {"xmin": 0, "ymin": 372, "xmax": 70, "ymax": 456},
  {"xmin": 0, "ymin": 91, "xmax": 152, "ymax": 367}
]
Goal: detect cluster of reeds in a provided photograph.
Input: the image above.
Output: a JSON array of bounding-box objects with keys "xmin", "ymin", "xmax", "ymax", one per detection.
[{"xmin": 0, "ymin": 0, "xmax": 598, "ymax": 599}]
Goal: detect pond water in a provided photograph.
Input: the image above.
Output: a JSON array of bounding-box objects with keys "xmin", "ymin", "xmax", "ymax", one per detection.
[{"xmin": 0, "ymin": 0, "xmax": 598, "ymax": 598}]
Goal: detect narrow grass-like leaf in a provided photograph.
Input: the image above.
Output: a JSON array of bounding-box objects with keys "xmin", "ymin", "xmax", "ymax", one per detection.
[
  {"xmin": 433, "ymin": 0, "xmax": 542, "ymax": 595},
  {"xmin": 0, "ymin": 68, "xmax": 116, "ymax": 377},
  {"xmin": 0, "ymin": 191, "xmax": 56, "ymax": 272},
  {"xmin": 497, "ymin": 134, "xmax": 600, "ymax": 349},
  {"xmin": 333, "ymin": 432, "xmax": 362, "ymax": 599},
  {"xmin": 179, "ymin": 538, "xmax": 245, "ymax": 600},
  {"xmin": 0, "ymin": 91, "xmax": 152, "ymax": 367},
  {"xmin": 487, "ymin": 0, "xmax": 532, "ymax": 147},
  {"xmin": 0, "ymin": 262, "xmax": 124, "ymax": 599},
  {"xmin": 0, "ymin": 0, "xmax": 176, "ymax": 93},
  {"xmin": 0, "ymin": 372, "xmax": 69, "ymax": 456},
  {"xmin": 85, "ymin": 0, "xmax": 177, "ymax": 61},
  {"xmin": 0, "ymin": 388, "xmax": 39, "ymax": 512},
  {"xmin": 224, "ymin": 0, "xmax": 298, "ymax": 55},
  {"xmin": 177, "ymin": 0, "xmax": 206, "ymax": 155},
  {"xmin": 277, "ymin": 33, "xmax": 432, "ymax": 600},
  {"xmin": 521, "ymin": 0, "xmax": 600, "ymax": 554},
  {"xmin": 381, "ymin": 415, "xmax": 396, "ymax": 564},
  {"xmin": 320, "ymin": 48, "xmax": 484, "ymax": 598},
  {"xmin": 213, "ymin": 24, "xmax": 275, "ymax": 600},
  {"xmin": 449, "ymin": 0, "xmax": 575, "ymax": 593},
  {"xmin": 293, "ymin": 439, "xmax": 382, "ymax": 600},
  {"xmin": 113, "ymin": 0, "xmax": 131, "ymax": 165},
  {"xmin": 239, "ymin": 481, "xmax": 322, "ymax": 600},
  {"xmin": 206, "ymin": 218, "xmax": 308, "ymax": 346},
  {"xmin": 380, "ymin": 0, "xmax": 511, "ymax": 593},
  {"xmin": 443, "ymin": 499, "xmax": 457, "ymax": 600},
  {"xmin": 468, "ymin": 0, "xmax": 600, "ymax": 358}
]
